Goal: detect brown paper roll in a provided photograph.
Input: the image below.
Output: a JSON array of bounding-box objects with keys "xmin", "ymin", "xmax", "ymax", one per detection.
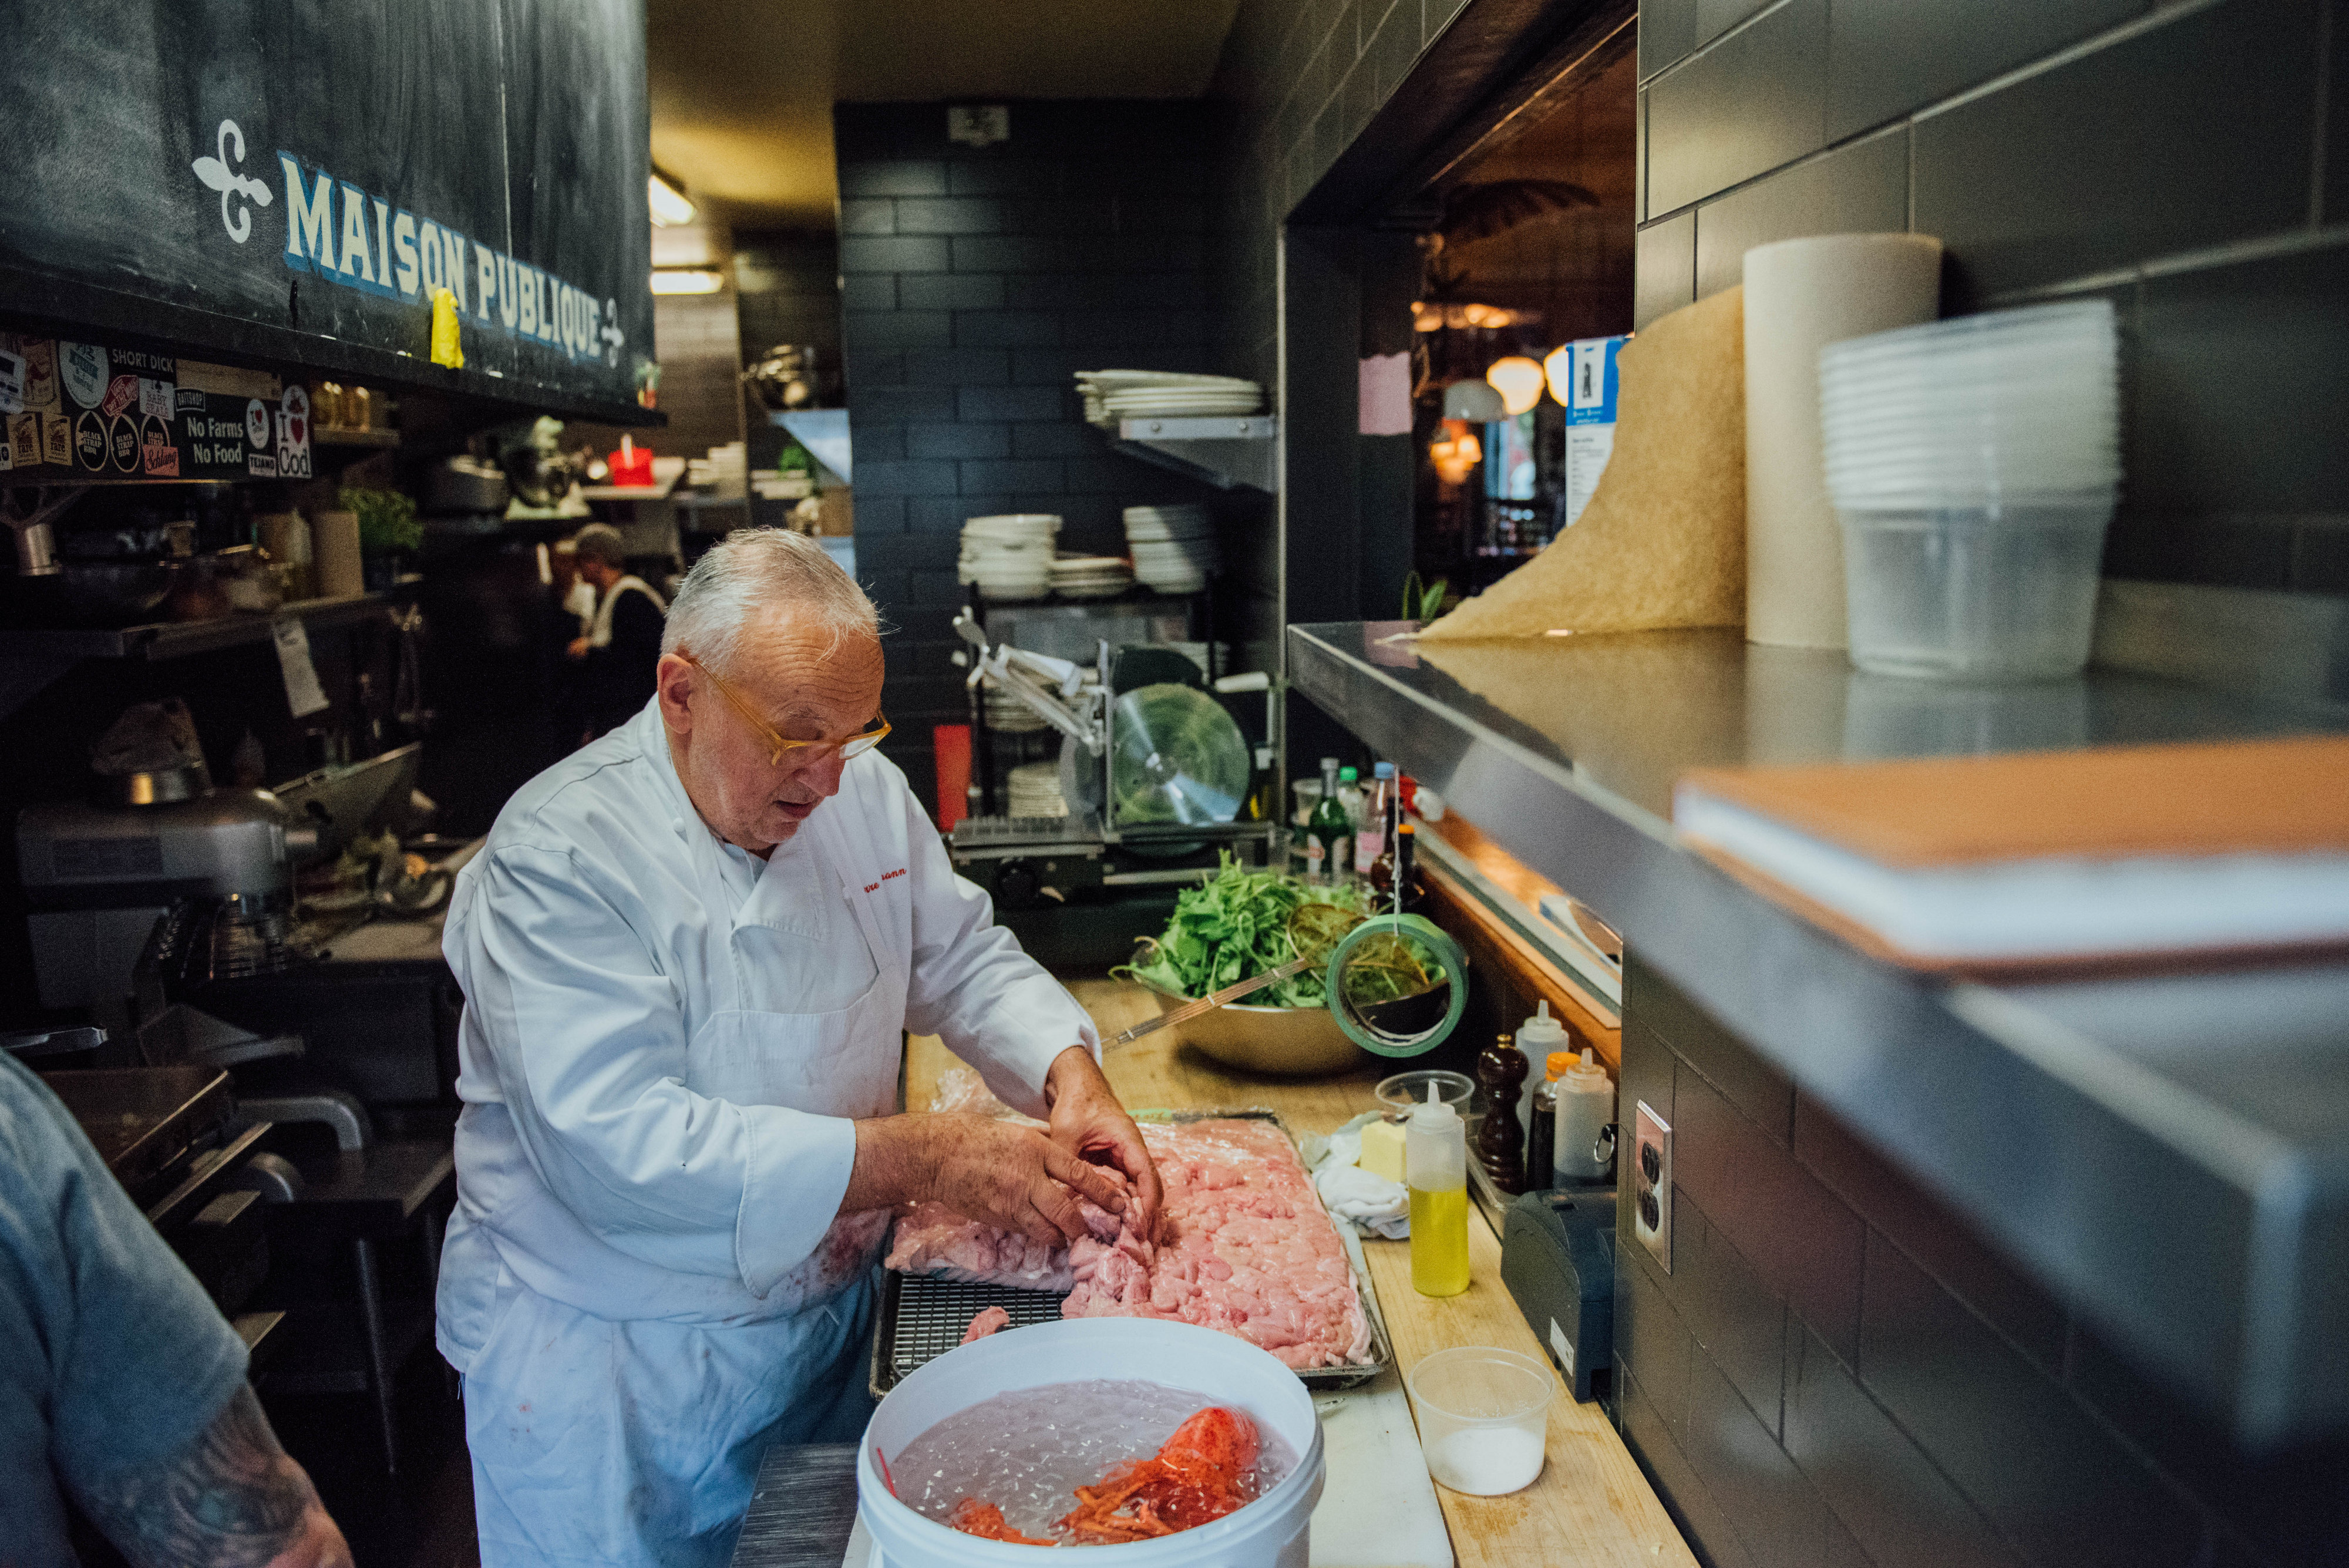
[
  {"xmin": 1742, "ymin": 234, "xmax": 1942, "ymax": 649},
  {"xmin": 1419, "ymin": 287, "xmax": 1746, "ymax": 640},
  {"xmin": 312, "ymin": 510, "xmax": 364, "ymax": 599}
]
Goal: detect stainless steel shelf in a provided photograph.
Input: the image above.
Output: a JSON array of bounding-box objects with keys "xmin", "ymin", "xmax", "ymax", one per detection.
[
  {"xmin": 1112, "ymin": 416, "xmax": 1276, "ymax": 492},
  {"xmin": 1288, "ymin": 620, "xmax": 2349, "ymax": 1449}
]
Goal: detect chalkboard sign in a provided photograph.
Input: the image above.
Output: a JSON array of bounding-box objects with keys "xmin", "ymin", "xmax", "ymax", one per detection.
[{"xmin": 0, "ymin": 0, "xmax": 652, "ymax": 419}]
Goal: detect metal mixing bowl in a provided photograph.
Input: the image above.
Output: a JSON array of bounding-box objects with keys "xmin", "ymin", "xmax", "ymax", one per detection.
[
  {"xmin": 52, "ymin": 560, "xmax": 179, "ymax": 623},
  {"xmin": 1130, "ymin": 973, "xmax": 1365, "ymax": 1076}
]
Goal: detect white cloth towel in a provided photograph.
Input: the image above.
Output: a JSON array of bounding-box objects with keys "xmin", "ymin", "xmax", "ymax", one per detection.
[{"xmin": 1307, "ymin": 1112, "xmax": 1410, "ymax": 1239}]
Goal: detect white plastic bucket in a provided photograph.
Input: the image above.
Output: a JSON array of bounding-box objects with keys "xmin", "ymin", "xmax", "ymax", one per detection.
[{"xmin": 857, "ymin": 1318, "xmax": 1327, "ymax": 1568}]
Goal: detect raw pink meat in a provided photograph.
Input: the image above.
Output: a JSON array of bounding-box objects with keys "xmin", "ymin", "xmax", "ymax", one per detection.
[
  {"xmin": 1062, "ymin": 1119, "xmax": 1371, "ymax": 1370},
  {"xmin": 884, "ymin": 1074, "xmax": 1371, "ymax": 1371},
  {"xmin": 960, "ymin": 1305, "xmax": 1012, "ymax": 1343}
]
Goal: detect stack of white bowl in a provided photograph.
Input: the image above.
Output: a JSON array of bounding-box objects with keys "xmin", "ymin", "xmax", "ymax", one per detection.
[
  {"xmin": 1078, "ymin": 370, "xmax": 1263, "ymax": 429},
  {"xmin": 1048, "ymin": 554, "xmax": 1134, "ymax": 600},
  {"xmin": 1818, "ymin": 300, "xmax": 2121, "ymax": 681},
  {"xmin": 957, "ymin": 513, "xmax": 1060, "ymax": 601},
  {"xmin": 1123, "ymin": 504, "xmax": 1219, "ymax": 593},
  {"xmin": 1006, "ymin": 760, "xmax": 1069, "ymax": 817}
]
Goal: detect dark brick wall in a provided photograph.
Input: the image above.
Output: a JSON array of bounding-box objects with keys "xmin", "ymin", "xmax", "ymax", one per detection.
[
  {"xmin": 1207, "ymin": 0, "xmax": 1474, "ymax": 391},
  {"xmin": 733, "ymin": 227, "xmax": 842, "ymax": 496},
  {"xmin": 1618, "ymin": 952, "xmax": 2349, "ymax": 1568},
  {"xmin": 833, "ymin": 102, "xmax": 1226, "ymax": 810},
  {"xmin": 1635, "ymin": 0, "xmax": 2349, "ymax": 598}
]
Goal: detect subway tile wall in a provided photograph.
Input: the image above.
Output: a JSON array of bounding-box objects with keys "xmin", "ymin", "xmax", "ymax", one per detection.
[
  {"xmin": 1618, "ymin": 953, "xmax": 2349, "ymax": 1568},
  {"xmin": 833, "ymin": 102, "xmax": 1224, "ymax": 809},
  {"xmin": 1634, "ymin": 0, "xmax": 2349, "ymax": 598}
]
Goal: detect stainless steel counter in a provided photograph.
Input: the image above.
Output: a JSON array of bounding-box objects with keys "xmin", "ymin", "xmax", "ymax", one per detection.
[{"xmin": 1288, "ymin": 620, "xmax": 2349, "ymax": 1448}]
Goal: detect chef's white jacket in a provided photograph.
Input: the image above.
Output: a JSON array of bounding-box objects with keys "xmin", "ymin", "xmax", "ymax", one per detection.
[{"xmin": 435, "ymin": 698, "xmax": 1095, "ymax": 1366}]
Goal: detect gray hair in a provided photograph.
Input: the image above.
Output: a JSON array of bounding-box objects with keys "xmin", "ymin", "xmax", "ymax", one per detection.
[
  {"xmin": 573, "ymin": 523, "xmax": 627, "ymax": 568},
  {"xmin": 661, "ymin": 527, "xmax": 879, "ymax": 672}
]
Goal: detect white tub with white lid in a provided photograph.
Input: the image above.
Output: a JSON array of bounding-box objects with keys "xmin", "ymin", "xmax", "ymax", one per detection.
[{"xmin": 857, "ymin": 1317, "xmax": 1327, "ymax": 1568}]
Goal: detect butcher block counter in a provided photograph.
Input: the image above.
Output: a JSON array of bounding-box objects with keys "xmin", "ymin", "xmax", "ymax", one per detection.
[{"xmin": 902, "ymin": 976, "xmax": 1696, "ymax": 1568}]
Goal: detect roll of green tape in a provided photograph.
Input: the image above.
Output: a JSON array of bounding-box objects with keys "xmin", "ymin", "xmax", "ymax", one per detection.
[{"xmin": 1324, "ymin": 912, "xmax": 1469, "ymax": 1058}]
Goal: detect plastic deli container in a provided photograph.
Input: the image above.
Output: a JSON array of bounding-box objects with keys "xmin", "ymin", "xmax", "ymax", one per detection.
[
  {"xmin": 857, "ymin": 1317, "xmax": 1325, "ymax": 1568},
  {"xmin": 1819, "ymin": 299, "xmax": 2121, "ymax": 682},
  {"xmin": 1375, "ymin": 1070, "xmax": 1476, "ymax": 1118},
  {"xmin": 1405, "ymin": 1345, "xmax": 1556, "ymax": 1497},
  {"xmin": 1838, "ymin": 499, "xmax": 2115, "ymax": 681}
]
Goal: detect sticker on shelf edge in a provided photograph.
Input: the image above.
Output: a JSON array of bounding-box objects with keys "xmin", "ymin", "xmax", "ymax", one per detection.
[{"xmin": 59, "ymin": 342, "xmax": 108, "ymax": 409}]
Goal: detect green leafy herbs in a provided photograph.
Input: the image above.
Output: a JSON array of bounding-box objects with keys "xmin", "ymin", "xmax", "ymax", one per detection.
[
  {"xmin": 1115, "ymin": 854, "xmax": 1368, "ymax": 1009},
  {"xmin": 341, "ymin": 486, "xmax": 422, "ymax": 556},
  {"xmin": 1401, "ymin": 570, "xmax": 1451, "ymax": 624}
]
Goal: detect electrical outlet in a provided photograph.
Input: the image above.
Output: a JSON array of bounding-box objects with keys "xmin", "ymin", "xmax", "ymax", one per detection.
[{"xmin": 1633, "ymin": 1100, "xmax": 1671, "ymax": 1272}]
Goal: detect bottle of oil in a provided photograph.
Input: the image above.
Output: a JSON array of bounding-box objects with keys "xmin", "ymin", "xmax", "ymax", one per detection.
[{"xmin": 1406, "ymin": 1082, "xmax": 1470, "ymax": 1297}]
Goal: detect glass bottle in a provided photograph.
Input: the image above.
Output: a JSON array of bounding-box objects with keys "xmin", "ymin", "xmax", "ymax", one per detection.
[
  {"xmin": 1305, "ymin": 757, "xmax": 1351, "ymax": 885},
  {"xmin": 1526, "ymin": 1055, "xmax": 1563, "ymax": 1193},
  {"xmin": 1354, "ymin": 761, "xmax": 1395, "ymax": 877},
  {"xmin": 1370, "ymin": 822, "xmax": 1422, "ymax": 910}
]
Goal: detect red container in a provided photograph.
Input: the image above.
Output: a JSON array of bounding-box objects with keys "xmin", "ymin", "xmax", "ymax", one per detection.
[{"xmin": 607, "ymin": 445, "xmax": 655, "ymax": 487}]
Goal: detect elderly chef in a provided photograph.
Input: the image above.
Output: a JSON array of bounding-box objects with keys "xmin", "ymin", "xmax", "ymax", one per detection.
[{"xmin": 437, "ymin": 527, "xmax": 1163, "ymax": 1567}]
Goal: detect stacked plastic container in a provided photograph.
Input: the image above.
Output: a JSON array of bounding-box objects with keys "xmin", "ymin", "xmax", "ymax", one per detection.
[{"xmin": 1818, "ymin": 299, "xmax": 2120, "ymax": 681}]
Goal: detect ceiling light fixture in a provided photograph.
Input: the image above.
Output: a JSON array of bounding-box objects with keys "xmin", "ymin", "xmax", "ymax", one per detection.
[
  {"xmin": 1485, "ymin": 356, "xmax": 1545, "ymax": 416},
  {"xmin": 1542, "ymin": 344, "xmax": 1576, "ymax": 406},
  {"xmin": 650, "ymin": 268, "xmax": 723, "ymax": 295},
  {"xmin": 648, "ymin": 167, "xmax": 696, "ymax": 228},
  {"xmin": 1429, "ymin": 419, "xmax": 1483, "ymax": 485}
]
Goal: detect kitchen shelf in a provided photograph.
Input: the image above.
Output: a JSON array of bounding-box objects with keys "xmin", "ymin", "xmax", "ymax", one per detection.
[
  {"xmin": 1288, "ymin": 620, "xmax": 2349, "ymax": 1449},
  {"xmin": 1112, "ymin": 416, "xmax": 1276, "ymax": 492},
  {"xmin": 313, "ymin": 428, "xmax": 400, "ymax": 449},
  {"xmin": 0, "ymin": 590, "xmax": 398, "ymax": 661}
]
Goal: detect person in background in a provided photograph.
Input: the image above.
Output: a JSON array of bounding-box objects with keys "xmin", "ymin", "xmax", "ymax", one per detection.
[
  {"xmin": 0, "ymin": 1051, "xmax": 353, "ymax": 1568},
  {"xmin": 566, "ymin": 522, "xmax": 668, "ymax": 738},
  {"xmin": 551, "ymin": 535, "xmax": 598, "ymax": 634}
]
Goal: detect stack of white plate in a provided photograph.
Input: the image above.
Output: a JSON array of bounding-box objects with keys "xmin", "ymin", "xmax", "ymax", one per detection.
[
  {"xmin": 1124, "ymin": 505, "xmax": 1219, "ymax": 593},
  {"xmin": 982, "ymin": 679, "xmax": 1049, "ymax": 733},
  {"xmin": 958, "ymin": 513, "xmax": 1061, "ymax": 601},
  {"xmin": 1078, "ymin": 370, "xmax": 1263, "ymax": 428},
  {"xmin": 1818, "ymin": 299, "xmax": 2121, "ymax": 681},
  {"xmin": 1006, "ymin": 761, "xmax": 1068, "ymax": 818},
  {"xmin": 1048, "ymin": 554, "xmax": 1135, "ymax": 600}
]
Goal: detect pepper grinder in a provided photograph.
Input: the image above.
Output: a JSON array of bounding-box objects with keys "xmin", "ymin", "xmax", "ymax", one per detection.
[{"xmin": 1472, "ymin": 1032, "xmax": 1529, "ymax": 1194}]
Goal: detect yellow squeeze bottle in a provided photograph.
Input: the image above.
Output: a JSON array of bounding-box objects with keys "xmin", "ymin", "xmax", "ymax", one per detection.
[{"xmin": 1406, "ymin": 1082, "xmax": 1470, "ymax": 1297}]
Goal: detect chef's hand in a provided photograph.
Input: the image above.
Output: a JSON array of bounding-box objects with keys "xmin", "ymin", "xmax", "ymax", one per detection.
[
  {"xmin": 850, "ymin": 1112, "xmax": 1130, "ymax": 1246},
  {"xmin": 1044, "ymin": 1045, "xmax": 1164, "ymax": 1238},
  {"xmin": 566, "ymin": 635, "xmax": 591, "ymax": 660}
]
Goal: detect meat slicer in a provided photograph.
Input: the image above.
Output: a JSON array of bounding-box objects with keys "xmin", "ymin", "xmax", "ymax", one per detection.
[{"xmin": 944, "ymin": 610, "xmax": 1280, "ymax": 909}]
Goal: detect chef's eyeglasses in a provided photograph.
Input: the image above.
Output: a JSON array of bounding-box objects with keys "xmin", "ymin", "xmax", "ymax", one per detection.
[{"xmin": 680, "ymin": 654, "xmax": 891, "ymax": 765}]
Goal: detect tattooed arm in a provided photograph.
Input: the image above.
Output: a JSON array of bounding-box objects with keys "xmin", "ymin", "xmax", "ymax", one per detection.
[{"xmin": 70, "ymin": 1383, "xmax": 352, "ymax": 1568}]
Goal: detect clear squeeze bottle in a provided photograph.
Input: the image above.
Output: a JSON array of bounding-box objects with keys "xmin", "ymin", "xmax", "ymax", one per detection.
[
  {"xmin": 1554, "ymin": 1047, "xmax": 1617, "ymax": 1186},
  {"xmin": 1408, "ymin": 1081, "xmax": 1470, "ymax": 1297}
]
